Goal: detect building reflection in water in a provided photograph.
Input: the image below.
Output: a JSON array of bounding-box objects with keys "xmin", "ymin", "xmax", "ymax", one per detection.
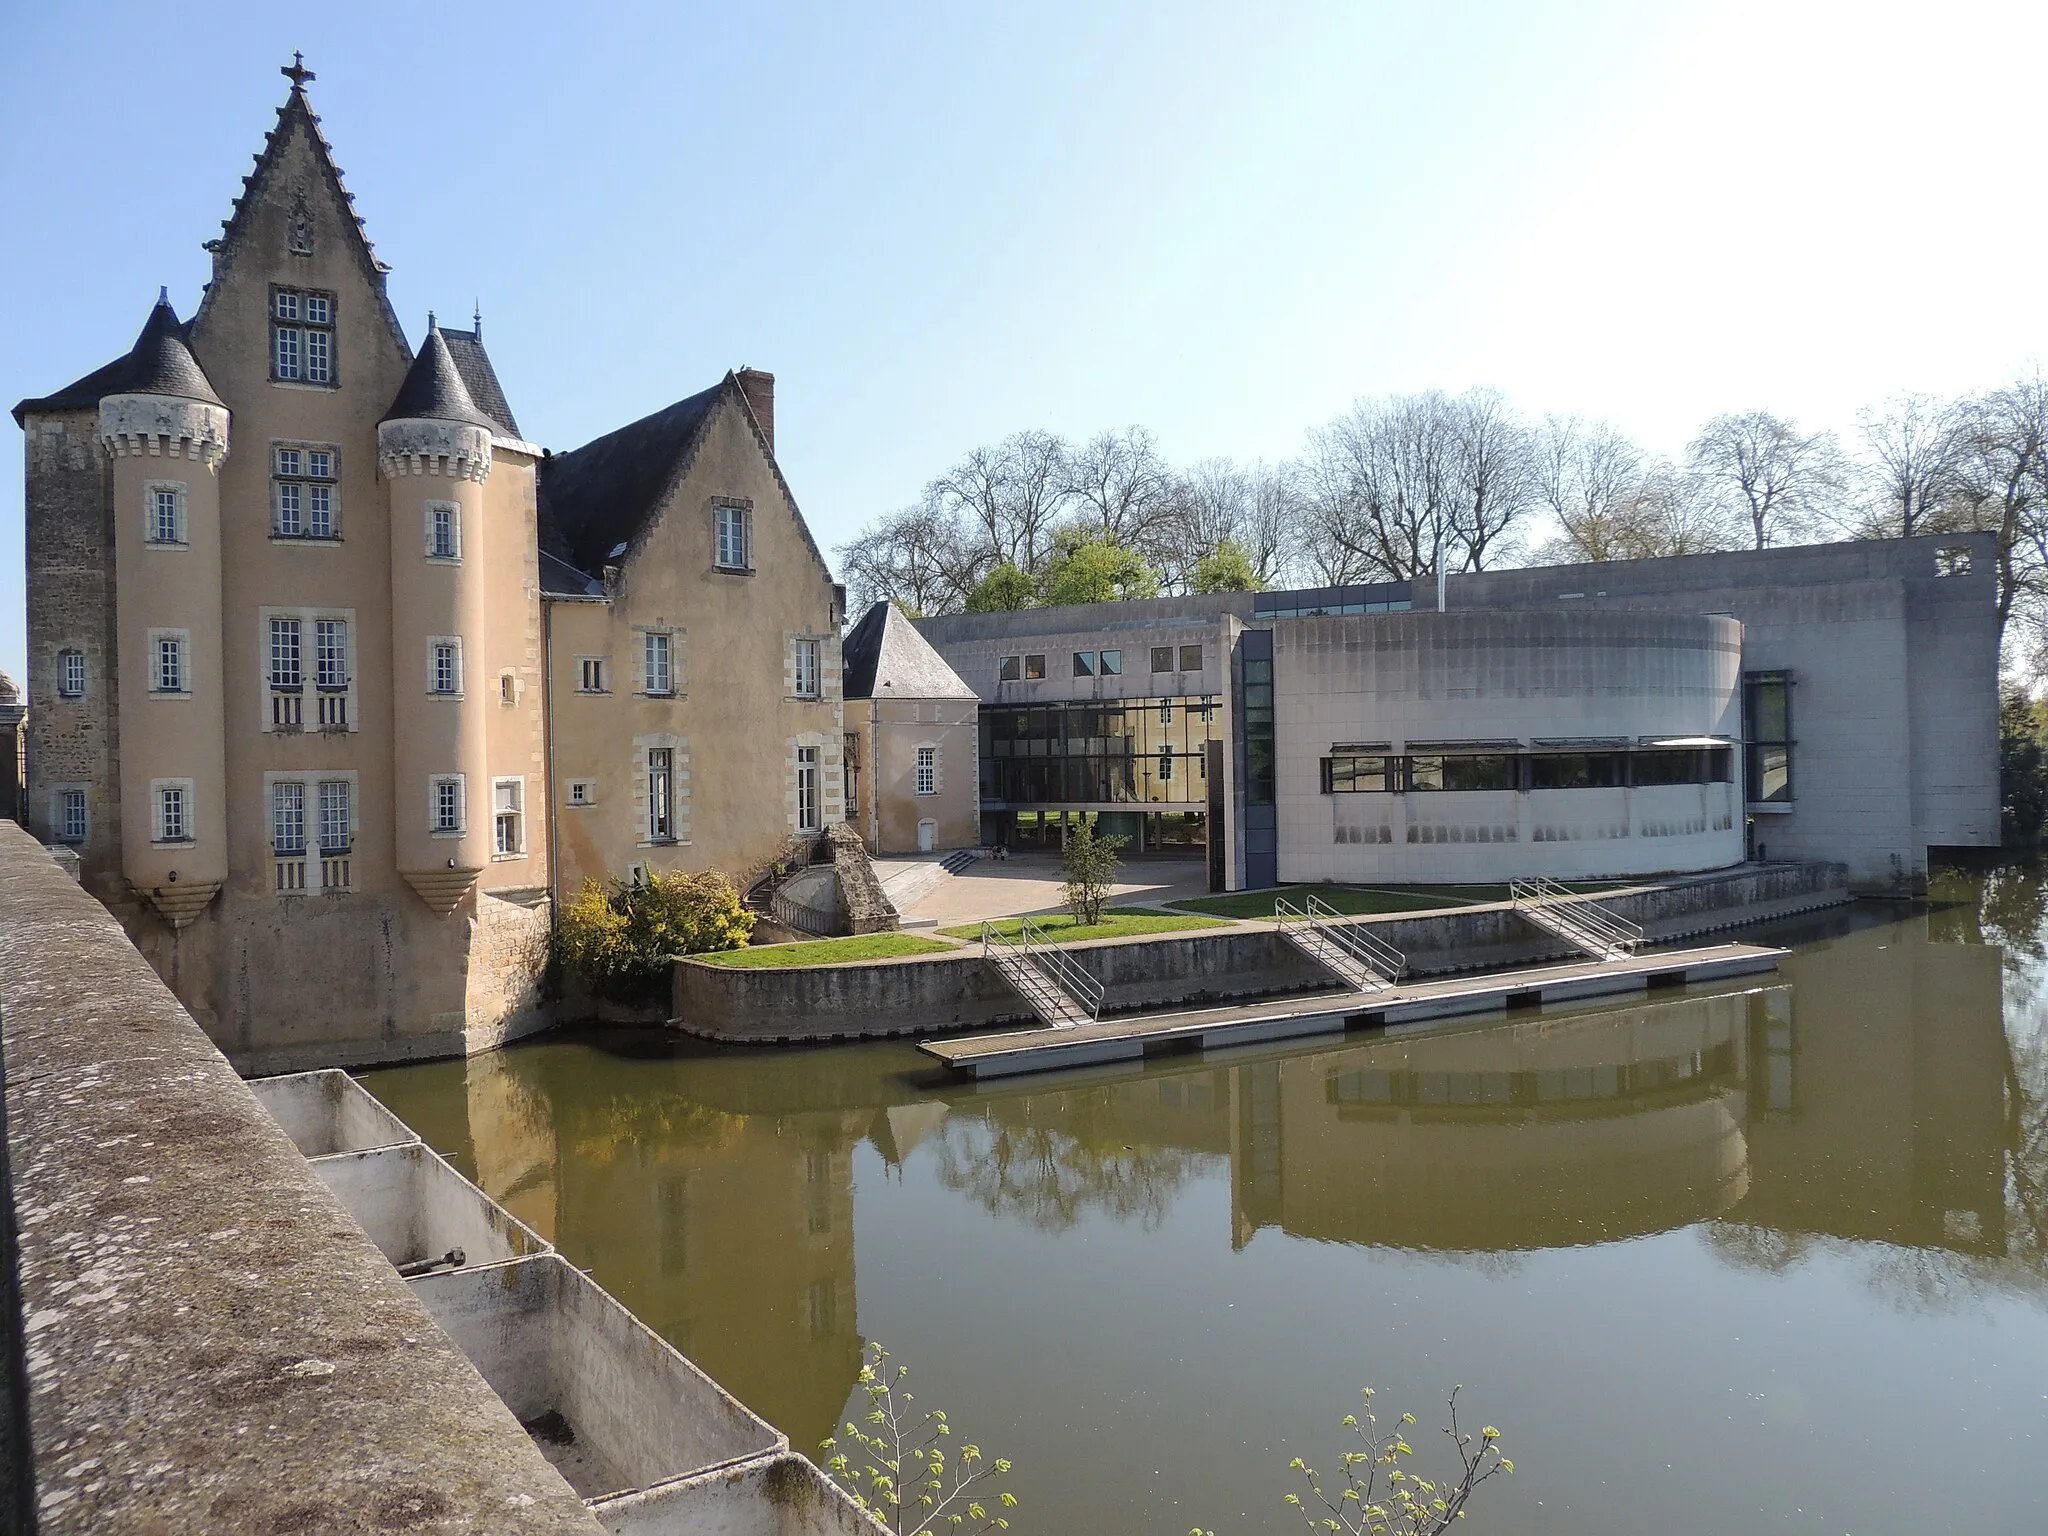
[{"xmin": 390, "ymin": 900, "xmax": 2031, "ymax": 1452}]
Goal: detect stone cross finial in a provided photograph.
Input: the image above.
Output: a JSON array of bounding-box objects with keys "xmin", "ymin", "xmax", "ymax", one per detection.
[{"xmin": 282, "ymin": 52, "xmax": 316, "ymax": 91}]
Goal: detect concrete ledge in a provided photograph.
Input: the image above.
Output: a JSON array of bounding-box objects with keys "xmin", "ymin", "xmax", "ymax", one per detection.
[
  {"xmin": 591, "ymin": 1449, "xmax": 884, "ymax": 1534},
  {"xmin": 0, "ymin": 822, "xmax": 603, "ymax": 1534},
  {"xmin": 672, "ymin": 862, "xmax": 1849, "ymax": 1044},
  {"xmin": 248, "ymin": 1067, "xmax": 420, "ymax": 1157}
]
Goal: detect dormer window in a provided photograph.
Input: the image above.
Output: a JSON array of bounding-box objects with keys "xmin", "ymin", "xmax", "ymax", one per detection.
[{"xmin": 271, "ymin": 287, "xmax": 336, "ymax": 386}]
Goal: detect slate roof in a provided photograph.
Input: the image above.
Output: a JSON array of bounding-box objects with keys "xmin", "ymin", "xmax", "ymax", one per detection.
[
  {"xmin": 439, "ymin": 327, "xmax": 521, "ymax": 438},
  {"xmin": 381, "ymin": 322, "xmax": 497, "ymax": 429},
  {"xmin": 537, "ymin": 383, "xmax": 724, "ymax": 573},
  {"xmin": 539, "ymin": 549, "xmax": 605, "ymax": 599},
  {"xmin": 842, "ymin": 601, "xmax": 979, "ymax": 701},
  {"xmin": 13, "ymin": 295, "xmax": 225, "ymax": 425}
]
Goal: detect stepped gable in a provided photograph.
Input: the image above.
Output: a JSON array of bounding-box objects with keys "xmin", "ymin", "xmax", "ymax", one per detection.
[
  {"xmin": 842, "ymin": 601, "xmax": 979, "ymax": 701},
  {"xmin": 537, "ymin": 382, "xmax": 724, "ymax": 573},
  {"xmin": 382, "ymin": 319, "xmax": 497, "ymax": 428},
  {"xmin": 12, "ymin": 293, "xmax": 224, "ymax": 424},
  {"xmin": 192, "ymin": 57, "xmax": 411, "ymax": 361}
]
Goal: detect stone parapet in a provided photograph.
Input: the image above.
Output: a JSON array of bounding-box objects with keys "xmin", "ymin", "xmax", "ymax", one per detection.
[
  {"xmin": 97, "ymin": 393, "xmax": 230, "ymax": 470},
  {"xmin": 376, "ymin": 417, "xmax": 493, "ymax": 481},
  {"xmin": 825, "ymin": 821, "xmax": 898, "ymax": 935},
  {"xmin": 0, "ymin": 822, "xmax": 603, "ymax": 1534}
]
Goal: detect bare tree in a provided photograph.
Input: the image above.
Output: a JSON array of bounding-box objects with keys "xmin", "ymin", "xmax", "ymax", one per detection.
[
  {"xmin": 1164, "ymin": 458, "xmax": 1298, "ymax": 591},
  {"xmin": 836, "ymin": 497, "xmax": 977, "ymax": 617},
  {"xmin": 1063, "ymin": 427, "xmax": 1177, "ymax": 555},
  {"xmin": 929, "ymin": 430, "xmax": 1073, "ymax": 574},
  {"xmin": 1302, "ymin": 392, "xmax": 1460, "ymax": 582},
  {"xmin": 1854, "ymin": 393, "xmax": 1971, "ymax": 539},
  {"xmin": 1953, "ymin": 373, "xmax": 2048, "ymax": 636},
  {"xmin": 1687, "ymin": 410, "xmax": 1844, "ymax": 549},
  {"xmin": 1530, "ymin": 416, "xmax": 1647, "ymax": 563},
  {"xmin": 1444, "ymin": 387, "xmax": 1536, "ymax": 571}
]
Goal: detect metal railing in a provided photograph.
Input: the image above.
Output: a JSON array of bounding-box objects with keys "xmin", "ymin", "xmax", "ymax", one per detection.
[
  {"xmin": 1275, "ymin": 895, "xmax": 1406, "ymax": 991},
  {"xmin": 982, "ymin": 918, "xmax": 1105, "ymax": 1029},
  {"xmin": 1509, "ymin": 875, "xmax": 1643, "ymax": 959}
]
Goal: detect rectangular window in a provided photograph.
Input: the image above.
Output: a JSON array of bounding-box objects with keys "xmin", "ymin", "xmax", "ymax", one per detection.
[
  {"xmin": 1180, "ymin": 643, "xmax": 1204, "ymax": 672},
  {"xmin": 276, "ymin": 480, "xmax": 302, "ymax": 537},
  {"xmin": 999, "ymin": 655, "xmax": 1021, "ymax": 682},
  {"xmin": 567, "ymin": 779, "xmax": 595, "ymax": 807},
  {"xmin": 307, "ymin": 484, "xmax": 333, "ymax": 540},
  {"xmin": 1531, "ymin": 753, "xmax": 1628, "ymax": 790},
  {"xmin": 1322, "ymin": 755, "xmax": 1395, "ymax": 793},
  {"xmin": 59, "ymin": 789, "xmax": 87, "ymax": 844},
  {"xmin": 431, "ymin": 641, "xmax": 461, "ymax": 696},
  {"xmin": 272, "ymin": 289, "xmax": 335, "ymax": 385},
  {"xmin": 273, "ymin": 444, "xmax": 338, "ymax": 539},
  {"xmin": 427, "ymin": 502, "xmax": 459, "ymax": 560},
  {"xmin": 157, "ymin": 785, "xmax": 188, "ymax": 843},
  {"xmin": 1073, "ymin": 651, "xmax": 1096, "ymax": 677},
  {"xmin": 155, "ymin": 636, "xmax": 185, "ymax": 693},
  {"xmin": 715, "ymin": 504, "xmax": 751, "ymax": 570},
  {"xmin": 272, "ymin": 781, "xmax": 306, "ymax": 855},
  {"xmin": 149, "ymin": 485, "xmax": 184, "ymax": 544},
  {"xmin": 494, "ymin": 780, "xmax": 524, "ymax": 856},
  {"xmin": 60, "ymin": 649, "xmax": 85, "ymax": 698},
  {"xmin": 1150, "ymin": 646, "xmax": 1173, "ymax": 673},
  {"xmin": 1744, "ymin": 671, "xmax": 1793, "ymax": 803},
  {"xmin": 644, "ymin": 632, "xmax": 673, "ymax": 695},
  {"xmin": 316, "ymin": 620, "xmax": 349, "ymax": 691},
  {"xmin": 1099, "ymin": 649, "xmax": 1123, "ymax": 676},
  {"xmin": 916, "ymin": 746, "xmax": 937, "ymax": 796},
  {"xmin": 578, "ymin": 657, "xmax": 607, "ymax": 693},
  {"xmin": 270, "ymin": 618, "xmax": 302, "ymax": 690},
  {"xmin": 794, "ymin": 638, "xmax": 822, "ymax": 699},
  {"xmin": 318, "ymin": 780, "xmax": 351, "ymax": 854},
  {"xmin": 796, "ymin": 745, "xmax": 821, "ymax": 832},
  {"xmin": 433, "ymin": 776, "xmax": 463, "ymax": 833},
  {"xmin": 1024, "ymin": 654, "xmax": 1046, "ymax": 681},
  {"xmin": 647, "ymin": 748, "xmax": 674, "ymax": 841}
]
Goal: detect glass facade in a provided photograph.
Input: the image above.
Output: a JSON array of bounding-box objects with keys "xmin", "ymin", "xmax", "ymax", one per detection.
[
  {"xmin": 980, "ymin": 695, "xmax": 1223, "ymax": 805},
  {"xmin": 1744, "ymin": 671, "xmax": 1793, "ymax": 803},
  {"xmin": 1322, "ymin": 749, "xmax": 1733, "ymax": 793}
]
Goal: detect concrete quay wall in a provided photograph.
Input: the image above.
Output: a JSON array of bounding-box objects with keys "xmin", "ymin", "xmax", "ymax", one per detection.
[
  {"xmin": 672, "ymin": 861, "xmax": 1849, "ymax": 1043},
  {"xmin": 0, "ymin": 821, "xmax": 605, "ymax": 1535}
]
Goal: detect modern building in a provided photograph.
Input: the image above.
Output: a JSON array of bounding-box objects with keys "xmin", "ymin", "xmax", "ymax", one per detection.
[
  {"xmin": 11, "ymin": 63, "xmax": 852, "ymax": 1069},
  {"xmin": 916, "ymin": 533, "xmax": 2001, "ymax": 892},
  {"xmin": 839, "ymin": 601, "xmax": 979, "ymax": 854}
]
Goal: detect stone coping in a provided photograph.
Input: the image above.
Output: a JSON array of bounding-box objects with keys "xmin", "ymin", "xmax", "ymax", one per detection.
[{"xmin": 0, "ymin": 822, "xmax": 602, "ymax": 1534}]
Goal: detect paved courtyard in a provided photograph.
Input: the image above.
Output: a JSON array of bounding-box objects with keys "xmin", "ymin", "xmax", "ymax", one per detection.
[{"xmin": 882, "ymin": 853, "xmax": 1212, "ymax": 928}]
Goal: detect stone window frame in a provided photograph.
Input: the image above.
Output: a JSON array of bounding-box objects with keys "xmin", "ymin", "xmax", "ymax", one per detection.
[
  {"xmin": 261, "ymin": 606, "xmax": 357, "ymax": 734},
  {"xmin": 915, "ymin": 743, "xmax": 938, "ymax": 797},
  {"xmin": 143, "ymin": 479, "xmax": 188, "ymax": 547},
  {"xmin": 147, "ymin": 628, "xmax": 192, "ymax": 697},
  {"xmin": 635, "ymin": 734, "xmax": 690, "ymax": 848},
  {"xmin": 151, "ymin": 777, "xmax": 195, "ymax": 847},
  {"xmin": 790, "ymin": 635, "xmax": 826, "ymax": 701},
  {"xmin": 787, "ymin": 731, "xmax": 841, "ymax": 836},
  {"xmin": 270, "ymin": 285, "xmax": 338, "ymax": 388},
  {"xmin": 427, "ymin": 635, "xmax": 464, "ymax": 698},
  {"xmin": 565, "ymin": 778, "xmax": 597, "ymax": 808},
  {"xmin": 429, "ymin": 774, "xmax": 466, "ymax": 838},
  {"xmin": 52, "ymin": 784, "xmax": 89, "ymax": 845},
  {"xmin": 491, "ymin": 776, "xmax": 527, "ymax": 860},
  {"xmin": 424, "ymin": 498, "xmax": 461, "ymax": 562},
  {"xmin": 57, "ymin": 648, "xmax": 86, "ymax": 699},
  {"xmin": 575, "ymin": 656, "xmax": 609, "ymax": 694},
  {"xmin": 271, "ymin": 441, "xmax": 341, "ymax": 541},
  {"xmin": 638, "ymin": 628, "xmax": 681, "ymax": 698},
  {"xmin": 712, "ymin": 497, "xmax": 754, "ymax": 574}
]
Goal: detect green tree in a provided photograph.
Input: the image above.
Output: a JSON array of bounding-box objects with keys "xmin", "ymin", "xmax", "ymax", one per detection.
[
  {"xmin": 1193, "ymin": 539, "xmax": 1265, "ymax": 593},
  {"xmin": 2001, "ymin": 683, "xmax": 2048, "ymax": 847},
  {"xmin": 1040, "ymin": 534, "xmax": 1160, "ymax": 607},
  {"xmin": 1194, "ymin": 1387, "xmax": 1512, "ymax": 1536},
  {"xmin": 964, "ymin": 562, "xmax": 1036, "ymax": 613},
  {"xmin": 1060, "ymin": 819, "xmax": 1127, "ymax": 925},
  {"xmin": 822, "ymin": 1342, "xmax": 1016, "ymax": 1535},
  {"xmin": 554, "ymin": 871, "xmax": 755, "ymax": 1002}
]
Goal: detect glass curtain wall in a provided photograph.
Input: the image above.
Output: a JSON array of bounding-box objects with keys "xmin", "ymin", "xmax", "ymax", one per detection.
[{"xmin": 981, "ymin": 697, "xmax": 1224, "ymax": 807}]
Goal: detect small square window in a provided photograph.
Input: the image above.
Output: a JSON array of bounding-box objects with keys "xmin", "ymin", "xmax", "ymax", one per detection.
[
  {"xmin": 1100, "ymin": 649, "xmax": 1123, "ymax": 676},
  {"xmin": 307, "ymin": 449, "xmax": 331, "ymax": 479},
  {"xmin": 999, "ymin": 655, "xmax": 1021, "ymax": 682},
  {"xmin": 277, "ymin": 447, "xmax": 301, "ymax": 476},
  {"xmin": 1073, "ymin": 651, "xmax": 1095, "ymax": 677},
  {"xmin": 1150, "ymin": 646, "xmax": 1173, "ymax": 673},
  {"xmin": 305, "ymin": 294, "xmax": 330, "ymax": 325},
  {"xmin": 578, "ymin": 657, "xmax": 607, "ymax": 693},
  {"xmin": 1180, "ymin": 644, "xmax": 1204, "ymax": 672},
  {"xmin": 567, "ymin": 779, "xmax": 596, "ymax": 807},
  {"xmin": 1024, "ymin": 654, "xmax": 1046, "ymax": 681}
]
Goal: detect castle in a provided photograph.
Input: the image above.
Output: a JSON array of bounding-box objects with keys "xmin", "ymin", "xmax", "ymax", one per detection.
[{"xmin": 11, "ymin": 61, "xmax": 878, "ymax": 1070}]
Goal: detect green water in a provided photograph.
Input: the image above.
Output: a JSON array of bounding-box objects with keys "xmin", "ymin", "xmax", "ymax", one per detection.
[{"xmin": 365, "ymin": 868, "xmax": 2048, "ymax": 1534}]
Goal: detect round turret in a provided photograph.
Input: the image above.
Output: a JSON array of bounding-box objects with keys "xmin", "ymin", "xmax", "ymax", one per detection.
[{"xmin": 98, "ymin": 292, "xmax": 231, "ymax": 470}]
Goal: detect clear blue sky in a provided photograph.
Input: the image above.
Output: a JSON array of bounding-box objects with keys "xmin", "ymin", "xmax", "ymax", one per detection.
[{"xmin": 5, "ymin": 0, "xmax": 2045, "ymax": 683}]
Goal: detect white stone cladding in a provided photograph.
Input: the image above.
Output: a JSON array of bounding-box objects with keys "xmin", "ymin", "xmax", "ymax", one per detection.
[
  {"xmin": 99, "ymin": 394, "xmax": 231, "ymax": 471},
  {"xmin": 377, "ymin": 418, "xmax": 492, "ymax": 482}
]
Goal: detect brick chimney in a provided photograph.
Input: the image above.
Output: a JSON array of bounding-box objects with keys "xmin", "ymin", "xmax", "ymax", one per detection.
[{"xmin": 735, "ymin": 367, "xmax": 775, "ymax": 455}]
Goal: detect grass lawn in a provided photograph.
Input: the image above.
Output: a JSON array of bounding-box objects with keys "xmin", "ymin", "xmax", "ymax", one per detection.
[
  {"xmin": 1170, "ymin": 881, "xmax": 1621, "ymax": 920},
  {"xmin": 694, "ymin": 934, "xmax": 960, "ymax": 968},
  {"xmin": 938, "ymin": 907, "xmax": 1230, "ymax": 944}
]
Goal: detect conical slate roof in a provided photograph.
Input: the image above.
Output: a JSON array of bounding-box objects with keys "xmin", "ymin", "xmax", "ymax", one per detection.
[
  {"xmin": 381, "ymin": 320, "xmax": 497, "ymax": 429},
  {"xmin": 842, "ymin": 601, "xmax": 979, "ymax": 701},
  {"xmin": 12, "ymin": 293, "xmax": 223, "ymax": 423}
]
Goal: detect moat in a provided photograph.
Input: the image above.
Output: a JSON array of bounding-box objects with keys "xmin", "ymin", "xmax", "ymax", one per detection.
[{"xmin": 365, "ymin": 869, "xmax": 2048, "ymax": 1535}]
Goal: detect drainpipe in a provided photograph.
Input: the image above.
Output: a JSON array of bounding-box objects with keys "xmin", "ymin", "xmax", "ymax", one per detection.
[{"xmin": 542, "ymin": 601, "xmax": 560, "ymax": 916}]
